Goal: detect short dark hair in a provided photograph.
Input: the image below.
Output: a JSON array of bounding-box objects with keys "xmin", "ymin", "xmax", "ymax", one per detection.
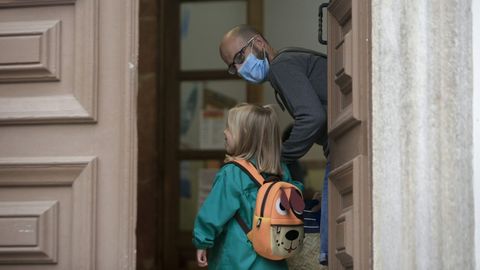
[{"xmin": 229, "ymin": 24, "xmax": 264, "ymax": 42}]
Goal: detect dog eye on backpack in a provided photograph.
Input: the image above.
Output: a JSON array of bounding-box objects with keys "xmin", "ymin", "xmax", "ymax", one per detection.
[{"xmin": 275, "ymin": 198, "xmax": 288, "ymax": 216}]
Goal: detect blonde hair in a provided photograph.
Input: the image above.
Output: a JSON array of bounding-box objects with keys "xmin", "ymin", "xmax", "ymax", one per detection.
[{"xmin": 225, "ymin": 103, "xmax": 282, "ymax": 175}]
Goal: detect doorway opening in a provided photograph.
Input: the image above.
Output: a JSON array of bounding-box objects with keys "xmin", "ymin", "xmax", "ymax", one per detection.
[{"xmin": 136, "ymin": 0, "xmax": 329, "ymax": 269}]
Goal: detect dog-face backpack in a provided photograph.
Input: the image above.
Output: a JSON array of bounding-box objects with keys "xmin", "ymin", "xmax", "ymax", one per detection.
[{"xmin": 229, "ymin": 159, "xmax": 305, "ymax": 261}]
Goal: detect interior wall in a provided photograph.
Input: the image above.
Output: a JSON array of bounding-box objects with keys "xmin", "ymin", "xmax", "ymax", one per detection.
[
  {"xmin": 180, "ymin": 2, "xmax": 246, "ymax": 71},
  {"xmin": 263, "ymin": 0, "xmax": 328, "ymax": 162},
  {"xmin": 264, "ymin": 0, "xmax": 327, "ymax": 53},
  {"xmin": 473, "ymin": 0, "xmax": 480, "ymax": 268}
]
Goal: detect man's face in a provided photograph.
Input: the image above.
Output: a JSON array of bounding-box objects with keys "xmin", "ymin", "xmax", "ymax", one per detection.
[{"xmin": 220, "ymin": 34, "xmax": 256, "ymax": 75}]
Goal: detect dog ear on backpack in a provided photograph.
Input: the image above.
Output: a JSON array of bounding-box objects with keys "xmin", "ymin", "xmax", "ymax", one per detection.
[
  {"xmin": 289, "ymin": 188, "xmax": 305, "ymax": 215},
  {"xmin": 280, "ymin": 189, "xmax": 291, "ymax": 210}
]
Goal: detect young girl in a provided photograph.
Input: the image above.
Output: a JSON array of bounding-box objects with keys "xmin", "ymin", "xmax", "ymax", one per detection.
[{"xmin": 193, "ymin": 103, "xmax": 302, "ymax": 269}]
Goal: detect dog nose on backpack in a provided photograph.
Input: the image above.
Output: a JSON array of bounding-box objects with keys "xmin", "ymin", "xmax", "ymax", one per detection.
[{"xmin": 285, "ymin": 230, "xmax": 299, "ymax": 241}]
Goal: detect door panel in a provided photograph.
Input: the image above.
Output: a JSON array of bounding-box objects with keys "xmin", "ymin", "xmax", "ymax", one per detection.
[
  {"xmin": 0, "ymin": 2, "xmax": 97, "ymax": 124},
  {"xmin": 0, "ymin": 0, "xmax": 137, "ymax": 269},
  {"xmin": 327, "ymin": 0, "xmax": 371, "ymax": 268},
  {"xmin": 0, "ymin": 157, "xmax": 96, "ymax": 268}
]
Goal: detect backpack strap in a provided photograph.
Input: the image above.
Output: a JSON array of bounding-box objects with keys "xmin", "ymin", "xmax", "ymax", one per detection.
[
  {"xmin": 234, "ymin": 214, "xmax": 250, "ymax": 234},
  {"xmin": 224, "ymin": 160, "xmax": 266, "ymax": 234},
  {"xmin": 225, "ymin": 160, "xmax": 265, "ymax": 186},
  {"xmin": 277, "ymin": 46, "xmax": 327, "ymax": 58}
]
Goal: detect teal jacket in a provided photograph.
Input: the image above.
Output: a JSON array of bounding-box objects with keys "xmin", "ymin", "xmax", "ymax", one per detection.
[{"xmin": 193, "ymin": 161, "xmax": 303, "ymax": 269}]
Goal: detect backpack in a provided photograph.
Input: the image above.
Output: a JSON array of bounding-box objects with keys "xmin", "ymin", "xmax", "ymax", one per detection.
[{"xmin": 228, "ymin": 159, "xmax": 305, "ymax": 261}]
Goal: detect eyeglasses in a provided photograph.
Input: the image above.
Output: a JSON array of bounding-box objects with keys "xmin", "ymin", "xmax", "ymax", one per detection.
[{"xmin": 227, "ymin": 35, "xmax": 257, "ymax": 75}]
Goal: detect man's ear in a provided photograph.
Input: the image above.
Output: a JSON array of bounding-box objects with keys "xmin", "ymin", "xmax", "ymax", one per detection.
[
  {"xmin": 252, "ymin": 37, "xmax": 268, "ymax": 57},
  {"xmin": 254, "ymin": 35, "xmax": 267, "ymax": 48}
]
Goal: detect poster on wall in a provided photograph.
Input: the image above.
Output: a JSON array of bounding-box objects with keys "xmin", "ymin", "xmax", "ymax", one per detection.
[
  {"xmin": 199, "ymin": 109, "xmax": 226, "ymax": 149},
  {"xmin": 180, "ymin": 83, "xmax": 239, "ymax": 150},
  {"xmin": 180, "ymin": 84, "xmax": 200, "ymax": 149},
  {"xmin": 199, "ymin": 88, "xmax": 236, "ymax": 149}
]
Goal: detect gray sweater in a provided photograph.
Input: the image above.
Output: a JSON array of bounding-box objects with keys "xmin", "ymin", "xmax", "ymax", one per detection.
[{"xmin": 267, "ymin": 48, "xmax": 329, "ymax": 162}]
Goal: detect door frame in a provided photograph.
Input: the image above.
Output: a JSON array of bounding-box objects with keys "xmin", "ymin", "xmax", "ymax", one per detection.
[{"xmin": 327, "ymin": 0, "xmax": 372, "ymax": 268}]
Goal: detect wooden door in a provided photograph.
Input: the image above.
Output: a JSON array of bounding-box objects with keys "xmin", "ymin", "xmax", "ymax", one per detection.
[
  {"xmin": 0, "ymin": 0, "xmax": 137, "ymax": 269},
  {"xmin": 327, "ymin": 0, "xmax": 372, "ymax": 269}
]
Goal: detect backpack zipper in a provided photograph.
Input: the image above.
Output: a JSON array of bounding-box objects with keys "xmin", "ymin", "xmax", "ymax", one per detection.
[{"xmin": 257, "ymin": 181, "xmax": 279, "ymax": 227}]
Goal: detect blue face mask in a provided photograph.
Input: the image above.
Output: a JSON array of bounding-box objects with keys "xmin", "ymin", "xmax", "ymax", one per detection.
[{"xmin": 238, "ymin": 50, "xmax": 270, "ymax": 84}]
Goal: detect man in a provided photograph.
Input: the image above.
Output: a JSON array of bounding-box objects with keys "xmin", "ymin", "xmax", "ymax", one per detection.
[{"xmin": 219, "ymin": 25, "xmax": 330, "ymax": 265}]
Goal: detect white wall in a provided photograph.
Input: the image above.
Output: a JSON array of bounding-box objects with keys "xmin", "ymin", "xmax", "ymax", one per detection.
[
  {"xmin": 473, "ymin": 0, "xmax": 480, "ymax": 268},
  {"xmin": 264, "ymin": 0, "xmax": 329, "ymax": 161},
  {"xmin": 372, "ymin": 1, "xmax": 475, "ymax": 269}
]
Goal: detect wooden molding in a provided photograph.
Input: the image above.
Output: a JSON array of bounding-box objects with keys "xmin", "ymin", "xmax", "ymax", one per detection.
[
  {"xmin": 0, "ymin": 0, "xmax": 99, "ymax": 124},
  {"xmin": 0, "ymin": 0, "xmax": 76, "ymax": 8},
  {"xmin": 328, "ymin": 0, "xmax": 352, "ymax": 25},
  {"xmin": 0, "ymin": 156, "xmax": 97, "ymax": 269},
  {"xmin": 246, "ymin": 0, "xmax": 264, "ymax": 104},
  {"xmin": 328, "ymin": 0, "xmax": 360, "ymax": 137},
  {"xmin": 0, "ymin": 20, "xmax": 61, "ymax": 82},
  {"xmin": 117, "ymin": 0, "xmax": 138, "ymax": 268},
  {"xmin": 329, "ymin": 155, "xmax": 366, "ymax": 268},
  {"xmin": 0, "ymin": 201, "xmax": 59, "ymax": 264}
]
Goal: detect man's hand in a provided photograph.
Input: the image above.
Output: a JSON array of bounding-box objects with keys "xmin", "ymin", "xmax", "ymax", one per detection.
[{"xmin": 196, "ymin": 249, "xmax": 208, "ymax": 267}]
